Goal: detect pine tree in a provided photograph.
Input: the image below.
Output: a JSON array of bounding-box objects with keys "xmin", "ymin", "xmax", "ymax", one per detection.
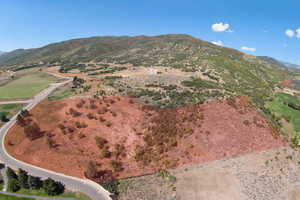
[
  {"xmin": 18, "ymin": 169, "xmax": 29, "ymax": 189},
  {"xmin": 6, "ymin": 167, "xmax": 18, "ymax": 180},
  {"xmin": 28, "ymin": 175, "xmax": 43, "ymax": 190}
]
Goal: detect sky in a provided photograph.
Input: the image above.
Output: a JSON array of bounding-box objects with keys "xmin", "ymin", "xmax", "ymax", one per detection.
[{"xmin": 0, "ymin": 0, "xmax": 299, "ymax": 64}]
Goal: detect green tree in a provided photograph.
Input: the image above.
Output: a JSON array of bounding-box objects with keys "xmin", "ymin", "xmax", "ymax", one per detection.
[
  {"xmin": 18, "ymin": 169, "xmax": 29, "ymax": 189},
  {"xmin": 28, "ymin": 175, "xmax": 43, "ymax": 190},
  {"xmin": 43, "ymin": 178, "xmax": 65, "ymax": 196},
  {"xmin": 6, "ymin": 167, "xmax": 18, "ymax": 180},
  {"xmin": 7, "ymin": 178, "xmax": 20, "ymax": 192}
]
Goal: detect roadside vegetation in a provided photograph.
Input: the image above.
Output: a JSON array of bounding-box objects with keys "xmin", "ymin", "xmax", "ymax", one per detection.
[
  {"xmin": 0, "ymin": 104, "xmax": 24, "ymax": 126},
  {"xmin": 5, "ymin": 167, "xmax": 91, "ymax": 200}
]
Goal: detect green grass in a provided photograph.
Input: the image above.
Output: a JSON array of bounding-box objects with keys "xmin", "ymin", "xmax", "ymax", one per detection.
[
  {"xmin": 266, "ymin": 101, "xmax": 300, "ymax": 132},
  {"xmin": 0, "ymin": 73, "xmax": 57, "ymax": 100},
  {"xmin": 276, "ymin": 92, "xmax": 300, "ymax": 107},
  {"xmin": 17, "ymin": 189, "xmax": 92, "ymax": 200},
  {"xmin": 0, "ymin": 104, "xmax": 24, "ymax": 127},
  {"xmin": 0, "ymin": 193, "xmax": 35, "ymax": 200},
  {"xmin": 48, "ymin": 89, "xmax": 72, "ymax": 101}
]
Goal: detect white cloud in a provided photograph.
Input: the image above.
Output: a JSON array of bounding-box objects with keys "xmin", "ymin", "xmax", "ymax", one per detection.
[
  {"xmin": 211, "ymin": 41, "xmax": 223, "ymax": 46},
  {"xmin": 241, "ymin": 46, "xmax": 256, "ymax": 52},
  {"xmin": 211, "ymin": 22, "xmax": 231, "ymax": 32},
  {"xmin": 285, "ymin": 29, "xmax": 295, "ymax": 38},
  {"xmin": 296, "ymin": 28, "xmax": 300, "ymax": 38}
]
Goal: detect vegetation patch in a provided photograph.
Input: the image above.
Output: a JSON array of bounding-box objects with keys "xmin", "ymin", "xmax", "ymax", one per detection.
[{"xmin": 0, "ymin": 73, "xmax": 56, "ymax": 100}]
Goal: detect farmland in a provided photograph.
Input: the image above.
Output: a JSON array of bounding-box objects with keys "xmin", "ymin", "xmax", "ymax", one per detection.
[{"xmin": 0, "ymin": 73, "xmax": 57, "ymax": 100}]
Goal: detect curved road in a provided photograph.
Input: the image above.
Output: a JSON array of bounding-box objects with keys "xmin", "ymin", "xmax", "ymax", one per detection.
[{"xmin": 0, "ymin": 77, "xmax": 112, "ymax": 200}]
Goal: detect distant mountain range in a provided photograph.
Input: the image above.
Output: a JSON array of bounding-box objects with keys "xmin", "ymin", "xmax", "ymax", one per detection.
[
  {"xmin": 258, "ymin": 56, "xmax": 300, "ymax": 70},
  {"xmin": 282, "ymin": 61, "xmax": 300, "ymax": 69},
  {"xmin": 0, "ymin": 51, "xmax": 5, "ymax": 55}
]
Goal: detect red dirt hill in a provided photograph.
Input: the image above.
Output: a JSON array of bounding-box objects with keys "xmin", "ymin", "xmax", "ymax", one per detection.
[{"xmin": 5, "ymin": 96, "xmax": 287, "ymax": 182}]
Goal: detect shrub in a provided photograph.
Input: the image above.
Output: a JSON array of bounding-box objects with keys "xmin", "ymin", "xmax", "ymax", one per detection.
[
  {"xmin": 47, "ymin": 137, "xmax": 57, "ymax": 148},
  {"xmin": 69, "ymin": 108, "xmax": 82, "ymax": 117},
  {"xmin": 95, "ymin": 136, "xmax": 108, "ymax": 149},
  {"xmin": 24, "ymin": 122, "xmax": 44, "ymax": 140},
  {"xmin": 110, "ymin": 160, "xmax": 123, "ymax": 173},
  {"xmin": 78, "ymin": 132, "xmax": 86, "ymax": 139},
  {"xmin": 85, "ymin": 161, "xmax": 97, "ymax": 178},
  {"xmin": 101, "ymin": 147, "xmax": 111, "ymax": 158},
  {"xmin": 101, "ymin": 180, "xmax": 120, "ymax": 195},
  {"xmin": 112, "ymin": 144, "xmax": 126, "ymax": 159}
]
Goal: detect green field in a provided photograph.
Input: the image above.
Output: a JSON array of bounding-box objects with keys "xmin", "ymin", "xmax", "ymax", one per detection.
[
  {"xmin": 266, "ymin": 92, "xmax": 300, "ymax": 135},
  {"xmin": 0, "ymin": 193, "xmax": 35, "ymax": 200},
  {"xmin": 17, "ymin": 189, "xmax": 92, "ymax": 200},
  {"xmin": 0, "ymin": 73, "xmax": 57, "ymax": 100}
]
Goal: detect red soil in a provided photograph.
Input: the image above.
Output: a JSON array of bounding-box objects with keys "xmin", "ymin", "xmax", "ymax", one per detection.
[
  {"xmin": 281, "ymin": 80, "xmax": 293, "ymax": 87},
  {"xmin": 5, "ymin": 96, "xmax": 288, "ymax": 182}
]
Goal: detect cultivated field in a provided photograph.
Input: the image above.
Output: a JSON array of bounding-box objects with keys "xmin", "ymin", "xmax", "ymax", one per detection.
[{"xmin": 0, "ymin": 73, "xmax": 57, "ymax": 100}]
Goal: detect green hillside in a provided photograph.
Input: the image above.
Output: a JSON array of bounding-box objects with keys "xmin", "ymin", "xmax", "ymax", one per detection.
[{"xmin": 0, "ymin": 34, "xmax": 294, "ymax": 106}]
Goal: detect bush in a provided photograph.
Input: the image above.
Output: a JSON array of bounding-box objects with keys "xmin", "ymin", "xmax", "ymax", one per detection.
[
  {"xmin": 24, "ymin": 122, "xmax": 44, "ymax": 140},
  {"xmin": 85, "ymin": 161, "xmax": 97, "ymax": 178},
  {"xmin": 101, "ymin": 180, "xmax": 120, "ymax": 195},
  {"xmin": 110, "ymin": 160, "xmax": 123, "ymax": 173},
  {"xmin": 95, "ymin": 136, "xmax": 108, "ymax": 149},
  {"xmin": 101, "ymin": 147, "xmax": 111, "ymax": 158}
]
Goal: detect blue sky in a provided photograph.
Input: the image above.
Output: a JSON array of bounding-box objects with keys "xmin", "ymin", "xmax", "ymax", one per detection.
[{"xmin": 0, "ymin": 0, "xmax": 299, "ymax": 64}]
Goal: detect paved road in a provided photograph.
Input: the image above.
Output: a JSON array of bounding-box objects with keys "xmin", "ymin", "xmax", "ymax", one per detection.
[
  {"xmin": 0, "ymin": 78, "xmax": 112, "ymax": 200},
  {"xmin": 0, "ymin": 191, "xmax": 74, "ymax": 200},
  {"xmin": 0, "ymin": 100, "xmax": 32, "ymax": 105}
]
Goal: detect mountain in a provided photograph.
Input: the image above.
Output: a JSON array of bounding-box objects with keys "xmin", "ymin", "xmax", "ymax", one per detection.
[
  {"xmin": 0, "ymin": 51, "xmax": 5, "ymax": 55},
  {"xmin": 258, "ymin": 56, "xmax": 288, "ymax": 69},
  {"xmin": 0, "ymin": 34, "xmax": 293, "ymax": 105},
  {"xmin": 282, "ymin": 62, "xmax": 300, "ymax": 69}
]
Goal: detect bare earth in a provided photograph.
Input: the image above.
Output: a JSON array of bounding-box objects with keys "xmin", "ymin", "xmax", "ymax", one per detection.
[{"xmin": 5, "ymin": 96, "xmax": 287, "ymax": 182}]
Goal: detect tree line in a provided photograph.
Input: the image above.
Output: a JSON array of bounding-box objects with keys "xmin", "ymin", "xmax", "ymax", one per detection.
[{"xmin": 6, "ymin": 167, "xmax": 65, "ymax": 196}]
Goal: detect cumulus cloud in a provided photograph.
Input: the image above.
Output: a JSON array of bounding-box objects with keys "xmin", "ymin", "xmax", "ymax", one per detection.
[
  {"xmin": 296, "ymin": 28, "xmax": 300, "ymax": 38},
  {"xmin": 211, "ymin": 22, "xmax": 231, "ymax": 32},
  {"xmin": 241, "ymin": 46, "xmax": 256, "ymax": 52},
  {"xmin": 285, "ymin": 29, "xmax": 295, "ymax": 38},
  {"xmin": 211, "ymin": 40, "xmax": 223, "ymax": 46}
]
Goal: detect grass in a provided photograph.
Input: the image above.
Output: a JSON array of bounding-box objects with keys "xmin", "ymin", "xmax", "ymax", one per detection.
[
  {"xmin": 0, "ymin": 193, "xmax": 35, "ymax": 200},
  {"xmin": 266, "ymin": 101, "xmax": 300, "ymax": 132},
  {"xmin": 16, "ymin": 189, "xmax": 92, "ymax": 200},
  {"xmin": 48, "ymin": 89, "xmax": 72, "ymax": 101},
  {"xmin": 265, "ymin": 92, "xmax": 300, "ymax": 140},
  {"xmin": 0, "ymin": 73, "xmax": 57, "ymax": 100},
  {"xmin": 276, "ymin": 92, "xmax": 300, "ymax": 107},
  {"xmin": 0, "ymin": 104, "xmax": 24, "ymax": 127}
]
